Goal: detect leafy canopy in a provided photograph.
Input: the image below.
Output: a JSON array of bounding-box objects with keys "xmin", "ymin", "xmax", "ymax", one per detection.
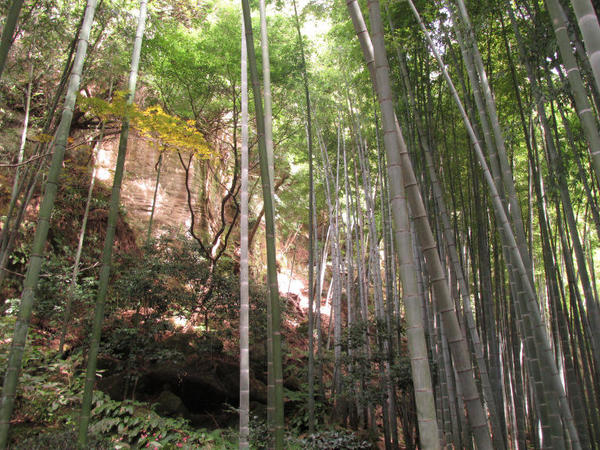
[{"xmin": 78, "ymin": 92, "xmax": 212, "ymax": 157}]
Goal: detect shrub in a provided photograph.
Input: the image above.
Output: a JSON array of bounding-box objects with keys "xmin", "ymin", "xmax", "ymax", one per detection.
[
  {"xmin": 89, "ymin": 391, "xmax": 214, "ymax": 448},
  {"xmin": 294, "ymin": 430, "xmax": 372, "ymax": 449},
  {"xmin": 10, "ymin": 430, "xmax": 107, "ymax": 450}
]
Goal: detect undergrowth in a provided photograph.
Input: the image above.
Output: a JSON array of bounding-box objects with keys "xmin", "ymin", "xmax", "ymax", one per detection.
[
  {"xmin": 0, "ymin": 316, "xmax": 231, "ymax": 449},
  {"xmin": 0, "ymin": 315, "xmax": 372, "ymax": 449}
]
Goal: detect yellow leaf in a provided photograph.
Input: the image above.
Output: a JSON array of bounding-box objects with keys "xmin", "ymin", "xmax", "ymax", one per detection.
[{"xmin": 30, "ymin": 133, "xmax": 54, "ymax": 143}]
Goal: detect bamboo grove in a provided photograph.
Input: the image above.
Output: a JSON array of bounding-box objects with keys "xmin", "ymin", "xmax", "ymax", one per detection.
[{"xmin": 1, "ymin": 0, "xmax": 600, "ymax": 448}]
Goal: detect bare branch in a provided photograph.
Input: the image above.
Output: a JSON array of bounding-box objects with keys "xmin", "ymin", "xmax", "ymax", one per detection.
[{"xmin": 0, "ymin": 152, "xmax": 52, "ymax": 168}]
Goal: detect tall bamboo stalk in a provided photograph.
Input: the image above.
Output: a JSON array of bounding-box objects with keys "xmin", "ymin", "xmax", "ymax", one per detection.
[
  {"xmin": 346, "ymin": 0, "xmax": 444, "ymax": 447},
  {"xmin": 316, "ymin": 120, "xmax": 344, "ymax": 418},
  {"xmin": 0, "ymin": 0, "xmax": 25, "ymax": 79},
  {"xmin": 570, "ymin": 0, "xmax": 600, "ymax": 96},
  {"xmin": 291, "ymin": 0, "xmax": 315, "ymax": 431},
  {"xmin": 0, "ymin": 1, "xmax": 98, "ymax": 446},
  {"xmin": 5, "ymin": 52, "xmax": 34, "ymax": 241},
  {"xmin": 411, "ymin": 0, "xmax": 579, "ymax": 445},
  {"xmin": 0, "ymin": 57, "xmax": 34, "ymax": 292},
  {"xmin": 239, "ymin": 15, "xmax": 250, "ymax": 449},
  {"xmin": 0, "ymin": 25, "xmax": 81, "ymax": 286},
  {"xmin": 77, "ymin": 2, "xmax": 147, "ymax": 446},
  {"xmin": 58, "ymin": 132, "xmax": 102, "ymax": 356},
  {"xmin": 547, "ymin": 0, "xmax": 600, "ymax": 186},
  {"xmin": 58, "ymin": 80, "xmax": 113, "ymax": 357},
  {"xmin": 241, "ymin": 1, "xmax": 284, "ymax": 446},
  {"xmin": 258, "ymin": 1, "xmax": 276, "ymax": 433},
  {"xmin": 355, "ymin": 125, "xmax": 396, "ymax": 449},
  {"xmin": 395, "ymin": 46, "xmax": 507, "ymax": 449},
  {"xmin": 348, "ymin": 1, "xmax": 497, "ymax": 447}
]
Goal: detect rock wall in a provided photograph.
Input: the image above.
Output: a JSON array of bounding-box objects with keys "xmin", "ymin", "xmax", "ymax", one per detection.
[{"xmin": 94, "ymin": 133, "xmax": 202, "ymax": 239}]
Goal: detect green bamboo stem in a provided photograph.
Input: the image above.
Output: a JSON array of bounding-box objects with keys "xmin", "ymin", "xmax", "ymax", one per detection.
[
  {"xmin": 0, "ymin": 57, "xmax": 34, "ymax": 290},
  {"xmin": 241, "ymin": 0, "xmax": 284, "ymax": 446},
  {"xmin": 290, "ymin": 0, "xmax": 316, "ymax": 432},
  {"xmin": 570, "ymin": 0, "xmax": 600, "ymax": 96},
  {"xmin": 0, "ymin": 164, "xmax": 40, "ymax": 292},
  {"xmin": 257, "ymin": 1, "xmax": 276, "ymax": 435},
  {"xmin": 315, "ymin": 119, "xmax": 344, "ymax": 419},
  {"xmin": 547, "ymin": 0, "xmax": 600, "ymax": 187},
  {"xmin": 58, "ymin": 134, "xmax": 100, "ymax": 356},
  {"xmin": 355, "ymin": 121, "xmax": 397, "ymax": 448},
  {"xmin": 59, "ymin": 81, "xmax": 113, "ymax": 357},
  {"xmin": 0, "ymin": 0, "xmax": 25, "ymax": 79},
  {"xmin": 413, "ymin": 0, "xmax": 579, "ymax": 445},
  {"xmin": 347, "ymin": 0, "xmax": 443, "ymax": 447},
  {"xmin": 395, "ymin": 47, "xmax": 507, "ymax": 449},
  {"xmin": 0, "ymin": 0, "xmax": 98, "ymax": 447},
  {"xmin": 446, "ymin": 13, "xmax": 555, "ymax": 440},
  {"xmin": 77, "ymin": 1, "xmax": 147, "ymax": 446},
  {"xmin": 0, "ymin": 25, "xmax": 81, "ymax": 280},
  {"xmin": 239, "ymin": 15, "xmax": 250, "ymax": 449},
  {"xmin": 341, "ymin": 130, "xmax": 361, "ymax": 427},
  {"xmin": 3, "ymin": 56, "xmax": 34, "ymax": 248}
]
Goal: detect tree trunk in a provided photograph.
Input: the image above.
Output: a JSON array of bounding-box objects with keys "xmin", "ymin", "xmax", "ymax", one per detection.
[
  {"xmin": 0, "ymin": 0, "xmax": 99, "ymax": 446},
  {"xmin": 146, "ymin": 150, "xmax": 163, "ymax": 244},
  {"xmin": 239, "ymin": 16, "xmax": 250, "ymax": 448},
  {"xmin": 0, "ymin": 0, "xmax": 25, "ymax": 79},
  {"xmin": 241, "ymin": 1, "xmax": 284, "ymax": 446},
  {"xmin": 346, "ymin": 1, "xmax": 443, "ymax": 447},
  {"xmin": 570, "ymin": 0, "xmax": 600, "ymax": 95},
  {"xmin": 77, "ymin": 2, "xmax": 147, "ymax": 446}
]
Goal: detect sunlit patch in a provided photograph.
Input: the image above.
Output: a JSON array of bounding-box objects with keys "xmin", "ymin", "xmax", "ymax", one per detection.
[
  {"xmin": 96, "ymin": 148, "xmax": 112, "ymax": 165},
  {"xmin": 133, "ymin": 178, "xmax": 155, "ymax": 194},
  {"xmin": 95, "ymin": 167, "xmax": 111, "ymax": 181},
  {"xmin": 169, "ymin": 316, "xmax": 188, "ymax": 328},
  {"xmin": 278, "ymin": 271, "xmax": 330, "ymax": 329},
  {"xmin": 278, "ymin": 272, "xmax": 307, "ymax": 304}
]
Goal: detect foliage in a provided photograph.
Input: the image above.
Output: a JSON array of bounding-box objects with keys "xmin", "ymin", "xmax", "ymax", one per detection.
[
  {"xmin": 11, "ymin": 429, "xmax": 107, "ymax": 449},
  {"xmin": 0, "ymin": 316, "xmax": 83, "ymax": 432},
  {"xmin": 283, "ymin": 387, "xmax": 327, "ymax": 433},
  {"xmin": 34, "ymin": 251, "xmax": 98, "ymax": 325},
  {"xmin": 89, "ymin": 391, "xmax": 214, "ymax": 448},
  {"xmin": 293, "ymin": 429, "xmax": 372, "ymax": 449},
  {"xmin": 110, "ymin": 235, "xmax": 239, "ymax": 329},
  {"xmin": 246, "ymin": 415, "xmax": 271, "ymax": 449},
  {"xmin": 141, "ymin": 4, "xmax": 243, "ymax": 138},
  {"xmin": 391, "ymin": 356, "xmax": 415, "ymax": 391},
  {"xmin": 0, "ymin": 314, "xmax": 225, "ymax": 448},
  {"xmin": 5, "ymin": 0, "xmax": 600, "ymax": 447},
  {"xmin": 240, "ymin": 415, "xmax": 372, "ymax": 450},
  {"xmin": 77, "ymin": 93, "xmax": 212, "ymax": 157}
]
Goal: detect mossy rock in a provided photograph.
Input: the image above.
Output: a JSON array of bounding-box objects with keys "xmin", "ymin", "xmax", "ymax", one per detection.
[{"xmin": 156, "ymin": 389, "xmax": 189, "ymax": 417}]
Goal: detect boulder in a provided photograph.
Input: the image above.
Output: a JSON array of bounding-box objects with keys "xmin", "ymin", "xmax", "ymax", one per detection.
[{"xmin": 156, "ymin": 389, "xmax": 189, "ymax": 417}]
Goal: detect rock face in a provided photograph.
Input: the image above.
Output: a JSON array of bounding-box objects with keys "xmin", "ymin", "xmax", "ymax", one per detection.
[
  {"xmin": 95, "ymin": 131, "xmax": 239, "ymax": 248},
  {"xmin": 95, "ymin": 134, "xmax": 196, "ymax": 236},
  {"xmin": 96, "ymin": 330, "xmax": 268, "ymax": 428}
]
